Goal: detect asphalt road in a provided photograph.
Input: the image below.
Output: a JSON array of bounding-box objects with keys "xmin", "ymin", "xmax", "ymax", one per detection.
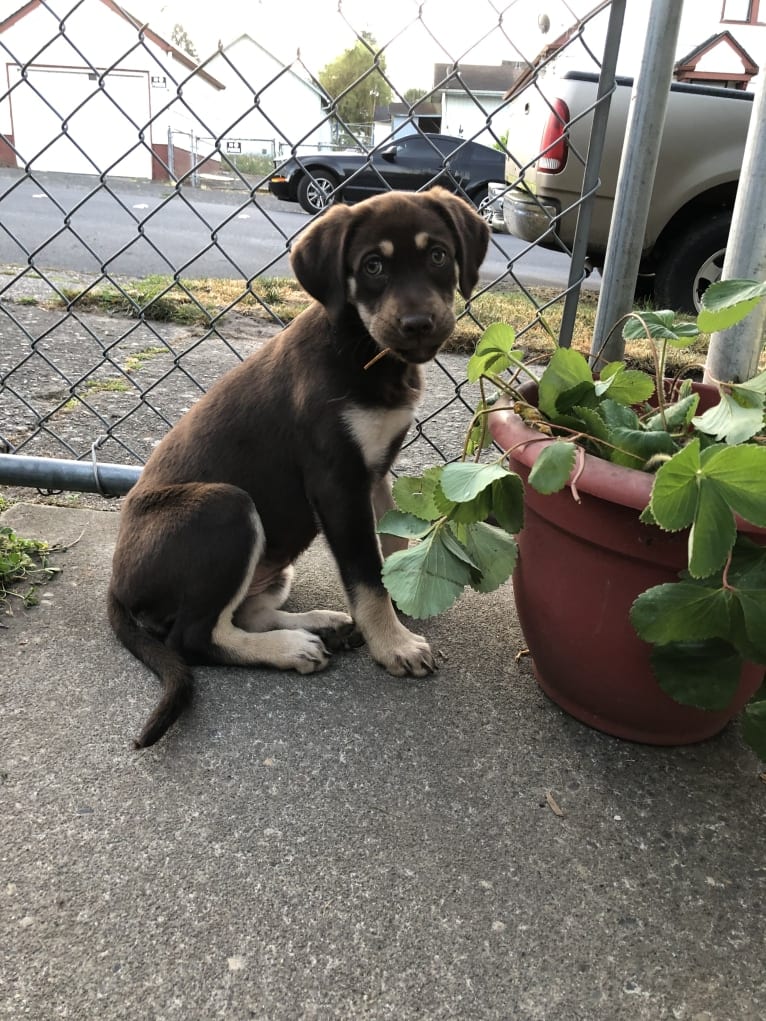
[{"xmin": 0, "ymin": 168, "xmax": 587, "ymax": 291}]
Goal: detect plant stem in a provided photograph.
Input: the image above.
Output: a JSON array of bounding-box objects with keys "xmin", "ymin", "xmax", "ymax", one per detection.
[{"xmin": 722, "ymin": 549, "xmax": 734, "ymax": 591}]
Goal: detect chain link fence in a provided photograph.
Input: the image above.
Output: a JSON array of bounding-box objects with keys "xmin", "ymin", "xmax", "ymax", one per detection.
[{"xmin": 0, "ymin": 0, "xmax": 621, "ymax": 494}]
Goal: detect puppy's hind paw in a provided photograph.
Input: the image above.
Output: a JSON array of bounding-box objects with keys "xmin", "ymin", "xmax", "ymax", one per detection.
[{"xmin": 318, "ymin": 620, "xmax": 365, "ymax": 653}]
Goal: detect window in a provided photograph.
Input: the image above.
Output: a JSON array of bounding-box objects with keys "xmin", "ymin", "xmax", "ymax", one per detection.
[{"xmin": 722, "ymin": 0, "xmax": 765, "ymax": 24}]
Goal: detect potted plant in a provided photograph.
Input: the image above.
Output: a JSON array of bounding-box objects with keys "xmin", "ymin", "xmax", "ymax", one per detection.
[{"xmin": 379, "ymin": 280, "xmax": 766, "ymax": 758}]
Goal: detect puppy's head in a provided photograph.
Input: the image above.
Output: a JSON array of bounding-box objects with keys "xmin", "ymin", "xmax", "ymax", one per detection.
[{"xmin": 290, "ymin": 187, "xmax": 490, "ymax": 364}]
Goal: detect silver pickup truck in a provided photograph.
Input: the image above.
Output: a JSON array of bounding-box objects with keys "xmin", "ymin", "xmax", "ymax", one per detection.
[{"xmin": 502, "ymin": 69, "xmax": 754, "ymax": 312}]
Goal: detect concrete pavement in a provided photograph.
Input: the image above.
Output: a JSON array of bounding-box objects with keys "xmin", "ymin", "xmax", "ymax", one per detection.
[{"xmin": 1, "ymin": 500, "xmax": 764, "ymax": 1020}]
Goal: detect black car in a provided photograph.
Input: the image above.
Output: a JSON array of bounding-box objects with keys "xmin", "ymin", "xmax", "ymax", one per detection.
[{"xmin": 268, "ymin": 133, "xmax": 505, "ymax": 214}]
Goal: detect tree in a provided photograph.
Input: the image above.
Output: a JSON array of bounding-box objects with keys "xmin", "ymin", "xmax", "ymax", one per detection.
[
  {"xmin": 318, "ymin": 33, "xmax": 392, "ymax": 127},
  {"xmin": 171, "ymin": 24, "xmax": 198, "ymax": 61},
  {"xmin": 403, "ymin": 88, "xmax": 428, "ymax": 106}
]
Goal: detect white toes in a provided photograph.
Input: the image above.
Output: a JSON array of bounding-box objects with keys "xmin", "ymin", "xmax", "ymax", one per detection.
[{"xmin": 285, "ymin": 630, "xmax": 330, "ymax": 673}]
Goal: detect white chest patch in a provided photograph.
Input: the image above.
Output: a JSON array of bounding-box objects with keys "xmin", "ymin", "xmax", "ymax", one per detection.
[{"xmin": 343, "ymin": 404, "xmax": 416, "ymax": 473}]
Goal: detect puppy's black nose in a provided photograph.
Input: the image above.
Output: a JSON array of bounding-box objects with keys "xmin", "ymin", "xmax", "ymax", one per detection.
[{"xmin": 399, "ymin": 313, "xmax": 435, "ymax": 338}]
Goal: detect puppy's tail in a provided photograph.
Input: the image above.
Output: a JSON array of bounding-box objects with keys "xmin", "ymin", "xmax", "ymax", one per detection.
[{"xmin": 108, "ymin": 590, "xmax": 193, "ymax": 749}]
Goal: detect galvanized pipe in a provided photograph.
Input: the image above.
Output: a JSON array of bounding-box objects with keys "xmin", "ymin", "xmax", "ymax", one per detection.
[
  {"xmin": 0, "ymin": 453, "xmax": 141, "ymax": 497},
  {"xmin": 559, "ymin": 0, "xmax": 627, "ymax": 348},
  {"xmin": 589, "ymin": 0, "xmax": 685, "ymax": 364},
  {"xmin": 704, "ymin": 73, "xmax": 766, "ymax": 383}
]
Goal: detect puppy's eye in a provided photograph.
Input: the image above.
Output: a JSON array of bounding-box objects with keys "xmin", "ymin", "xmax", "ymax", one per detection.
[
  {"xmin": 363, "ymin": 254, "xmax": 385, "ymax": 277},
  {"xmin": 430, "ymin": 246, "xmax": 448, "ymax": 267}
]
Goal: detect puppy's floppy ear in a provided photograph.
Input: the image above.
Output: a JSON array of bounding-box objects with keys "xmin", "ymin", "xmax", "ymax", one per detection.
[
  {"xmin": 424, "ymin": 187, "xmax": 491, "ymax": 299},
  {"xmin": 290, "ymin": 204, "xmax": 356, "ymax": 317}
]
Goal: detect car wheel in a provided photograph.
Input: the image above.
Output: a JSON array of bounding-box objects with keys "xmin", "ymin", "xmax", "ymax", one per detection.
[
  {"xmin": 653, "ymin": 211, "xmax": 731, "ymax": 314},
  {"xmin": 473, "ymin": 188, "xmax": 491, "ymax": 218},
  {"xmin": 296, "ymin": 171, "xmax": 339, "ymax": 214}
]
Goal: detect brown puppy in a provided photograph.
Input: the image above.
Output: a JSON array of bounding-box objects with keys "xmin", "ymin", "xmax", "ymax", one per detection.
[{"xmin": 108, "ymin": 187, "xmax": 490, "ymax": 747}]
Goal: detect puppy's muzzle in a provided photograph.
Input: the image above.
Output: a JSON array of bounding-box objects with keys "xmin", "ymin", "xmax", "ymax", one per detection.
[
  {"xmin": 399, "ymin": 312, "xmax": 435, "ymax": 338},
  {"xmin": 391, "ymin": 312, "xmax": 454, "ymax": 363}
]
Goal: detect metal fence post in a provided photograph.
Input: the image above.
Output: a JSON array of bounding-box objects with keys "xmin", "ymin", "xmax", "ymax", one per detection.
[
  {"xmin": 589, "ymin": 0, "xmax": 685, "ymax": 365},
  {"xmin": 167, "ymin": 125, "xmax": 175, "ymax": 180},
  {"xmin": 559, "ymin": 0, "xmax": 627, "ymax": 348},
  {"xmin": 704, "ymin": 73, "xmax": 766, "ymax": 383},
  {"xmin": 191, "ymin": 131, "xmax": 199, "ymax": 187}
]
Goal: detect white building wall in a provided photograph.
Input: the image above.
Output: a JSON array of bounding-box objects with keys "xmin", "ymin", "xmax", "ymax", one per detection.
[
  {"xmin": 198, "ymin": 37, "xmax": 333, "ymax": 156},
  {"xmin": 0, "ymin": 0, "xmax": 221, "ymax": 176},
  {"xmin": 440, "ymin": 92, "xmax": 503, "ymax": 147}
]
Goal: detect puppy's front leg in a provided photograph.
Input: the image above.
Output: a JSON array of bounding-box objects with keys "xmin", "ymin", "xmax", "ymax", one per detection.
[
  {"xmin": 371, "ymin": 473, "xmax": 408, "ymax": 558},
  {"xmin": 350, "ymin": 583, "xmax": 435, "ymax": 678},
  {"xmin": 315, "ymin": 485, "xmax": 435, "ymax": 678}
]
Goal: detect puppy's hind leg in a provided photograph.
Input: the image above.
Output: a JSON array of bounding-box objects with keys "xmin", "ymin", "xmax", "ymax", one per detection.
[
  {"xmin": 234, "ymin": 566, "xmax": 361, "ymax": 653},
  {"xmin": 210, "ymin": 559, "xmax": 334, "ymax": 675}
]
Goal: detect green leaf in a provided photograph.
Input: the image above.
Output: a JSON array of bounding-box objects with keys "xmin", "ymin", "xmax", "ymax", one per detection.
[
  {"xmin": 652, "ymin": 444, "xmax": 766, "ymax": 577},
  {"xmin": 596, "ymin": 402, "xmax": 674, "ymax": 469},
  {"xmin": 650, "ymin": 639, "xmax": 743, "ymax": 711},
  {"xmin": 610, "ymin": 428, "xmax": 676, "ymax": 470},
  {"xmin": 440, "ymin": 461, "xmax": 509, "ymax": 503},
  {"xmin": 440, "ymin": 524, "xmax": 481, "ymax": 571},
  {"xmin": 555, "ymin": 380, "xmax": 597, "ymax": 414},
  {"xmin": 467, "ymin": 323, "xmax": 522, "ymax": 382},
  {"xmin": 688, "ymin": 477, "xmax": 737, "ymax": 578},
  {"xmin": 727, "ymin": 537, "xmax": 766, "ymax": 588},
  {"xmin": 639, "ymin": 503, "xmax": 658, "ymax": 526},
  {"xmin": 377, "ymin": 510, "xmax": 435, "ymax": 539},
  {"xmin": 701, "ymin": 445, "xmax": 766, "ymax": 526},
  {"xmin": 726, "ymin": 543, "xmax": 766, "ymax": 661},
  {"xmin": 697, "ymin": 279, "xmax": 766, "ymax": 333},
  {"xmin": 441, "ymin": 483, "xmax": 492, "ymax": 525},
  {"xmin": 460, "ymin": 521, "xmax": 519, "ymax": 593},
  {"xmin": 731, "ymin": 589, "xmax": 766, "ymax": 663},
  {"xmin": 650, "ymin": 440, "xmax": 701, "ymax": 531},
  {"xmin": 538, "ymin": 348, "xmax": 593, "ymax": 420},
  {"xmin": 490, "ymin": 474, "xmax": 525, "ymax": 533},
  {"xmin": 382, "ymin": 527, "xmax": 474, "ymax": 618},
  {"xmin": 599, "ymin": 399, "xmax": 639, "ymax": 431},
  {"xmin": 392, "ymin": 467, "xmax": 444, "ymax": 520},
  {"xmin": 566, "ymin": 404, "xmax": 611, "ymax": 458},
  {"xmin": 630, "ymin": 582, "xmax": 732, "ymax": 645},
  {"xmin": 732, "ymin": 368, "xmax": 766, "ymax": 395},
  {"xmin": 692, "ymin": 388, "xmax": 764, "ymax": 445},
  {"xmin": 599, "ymin": 402, "xmax": 676, "ymax": 468},
  {"xmin": 623, "ymin": 310, "xmax": 700, "ymax": 346},
  {"xmin": 571, "ymin": 404, "xmax": 610, "ymax": 442},
  {"xmin": 645, "ymin": 393, "xmax": 699, "ymax": 432},
  {"xmin": 527, "ymin": 440, "xmax": 577, "ymax": 494},
  {"xmin": 595, "ymin": 364, "xmax": 655, "ymax": 405},
  {"xmin": 742, "ymin": 687, "xmax": 766, "ymax": 760}
]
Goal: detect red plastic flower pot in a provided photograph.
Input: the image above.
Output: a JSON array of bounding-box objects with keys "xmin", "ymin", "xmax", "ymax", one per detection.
[{"xmin": 488, "ymin": 383, "xmax": 765, "ymax": 745}]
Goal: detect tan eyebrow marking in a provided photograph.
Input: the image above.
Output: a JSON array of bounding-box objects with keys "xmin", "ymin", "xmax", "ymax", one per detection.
[
  {"xmin": 378, "ymin": 240, "xmax": 394, "ymax": 257},
  {"xmin": 415, "ymin": 232, "xmax": 430, "ymax": 250}
]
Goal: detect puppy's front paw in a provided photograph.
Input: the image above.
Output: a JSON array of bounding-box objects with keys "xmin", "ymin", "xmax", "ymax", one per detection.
[{"xmin": 376, "ymin": 628, "xmax": 436, "ymax": 678}]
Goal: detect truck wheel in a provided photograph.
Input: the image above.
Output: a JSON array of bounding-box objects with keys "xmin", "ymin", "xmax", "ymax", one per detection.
[
  {"xmin": 653, "ymin": 212, "xmax": 730, "ymax": 314},
  {"xmin": 296, "ymin": 171, "xmax": 339, "ymax": 213}
]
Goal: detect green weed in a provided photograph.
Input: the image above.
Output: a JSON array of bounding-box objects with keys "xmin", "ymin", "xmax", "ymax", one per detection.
[{"xmin": 0, "ymin": 526, "xmax": 61, "ymax": 616}]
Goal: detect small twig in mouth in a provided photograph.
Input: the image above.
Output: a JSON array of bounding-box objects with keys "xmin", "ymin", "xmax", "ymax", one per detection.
[{"xmin": 363, "ymin": 348, "xmax": 392, "ymax": 370}]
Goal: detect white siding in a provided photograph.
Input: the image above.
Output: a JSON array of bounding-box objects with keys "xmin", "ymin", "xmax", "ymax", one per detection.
[{"xmin": 8, "ymin": 65, "xmax": 152, "ymax": 177}]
